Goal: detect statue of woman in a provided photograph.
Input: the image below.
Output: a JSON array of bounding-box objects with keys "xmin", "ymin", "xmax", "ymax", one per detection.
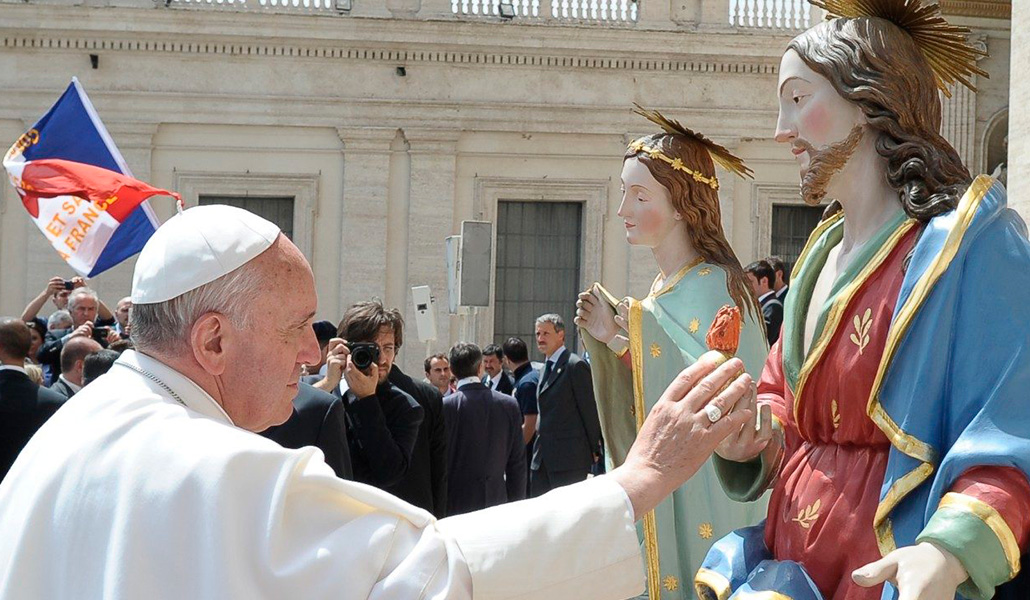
[{"xmin": 576, "ymin": 107, "xmax": 770, "ymax": 600}]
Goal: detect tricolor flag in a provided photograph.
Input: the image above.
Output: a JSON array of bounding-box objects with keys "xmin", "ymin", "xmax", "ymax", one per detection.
[{"xmin": 3, "ymin": 78, "xmax": 178, "ymax": 277}]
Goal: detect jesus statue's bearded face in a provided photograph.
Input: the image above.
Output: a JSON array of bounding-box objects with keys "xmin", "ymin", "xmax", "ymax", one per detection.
[{"xmin": 775, "ymin": 49, "xmax": 867, "ymax": 206}]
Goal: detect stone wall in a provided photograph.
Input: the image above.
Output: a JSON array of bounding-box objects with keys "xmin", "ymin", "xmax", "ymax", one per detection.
[{"xmin": 0, "ymin": 0, "xmax": 1011, "ymax": 373}]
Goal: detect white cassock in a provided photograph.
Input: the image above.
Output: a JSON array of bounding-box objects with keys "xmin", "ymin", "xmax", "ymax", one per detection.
[{"xmin": 0, "ymin": 350, "xmax": 643, "ymax": 599}]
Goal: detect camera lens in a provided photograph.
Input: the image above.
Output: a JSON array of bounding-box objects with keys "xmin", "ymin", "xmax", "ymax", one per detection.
[{"xmin": 352, "ymin": 346, "xmax": 373, "ymax": 370}]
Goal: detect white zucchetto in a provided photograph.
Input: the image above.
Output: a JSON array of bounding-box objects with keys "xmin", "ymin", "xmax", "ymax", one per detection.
[{"xmin": 131, "ymin": 205, "xmax": 281, "ymax": 304}]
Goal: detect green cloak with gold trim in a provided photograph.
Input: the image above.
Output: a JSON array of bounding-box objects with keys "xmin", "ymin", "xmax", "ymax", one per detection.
[{"xmin": 581, "ymin": 261, "xmax": 769, "ymax": 599}]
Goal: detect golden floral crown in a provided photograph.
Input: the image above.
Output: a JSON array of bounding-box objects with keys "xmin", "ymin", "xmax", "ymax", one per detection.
[
  {"xmin": 810, "ymin": 0, "xmax": 988, "ymax": 95},
  {"xmin": 627, "ymin": 104, "xmax": 754, "ymax": 191}
]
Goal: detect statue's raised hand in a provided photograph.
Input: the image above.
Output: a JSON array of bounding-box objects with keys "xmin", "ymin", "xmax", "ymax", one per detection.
[{"xmin": 575, "ymin": 286, "xmax": 619, "ymax": 344}]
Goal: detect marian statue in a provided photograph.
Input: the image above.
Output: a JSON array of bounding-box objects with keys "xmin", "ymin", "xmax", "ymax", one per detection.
[
  {"xmin": 698, "ymin": 1, "xmax": 1030, "ymax": 600},
  {"xmin": 576, "ymin": 106, "xmax": 770, "ymax": 599}
]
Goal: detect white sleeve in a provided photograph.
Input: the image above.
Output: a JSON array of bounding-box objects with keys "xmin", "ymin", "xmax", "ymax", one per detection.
[
  {"xmin": 436, "ymin": 475, "xmax": 644, "ymax": 600},
  {"xmin": 272, "ymin": 452, "xmax": 640, "ymax": 600}
]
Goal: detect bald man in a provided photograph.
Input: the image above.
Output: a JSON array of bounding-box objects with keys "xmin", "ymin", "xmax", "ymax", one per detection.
[
  {"xmin": 49, "ymin": 336, "xmax": 102, "ymax": 399},
  {"xmin": 0, "ymin": 318, "xmax": 67, "ymax": 482},
  {"xmin": 0, "ymin": 205, "xmax": 757, "ymax": 599}
]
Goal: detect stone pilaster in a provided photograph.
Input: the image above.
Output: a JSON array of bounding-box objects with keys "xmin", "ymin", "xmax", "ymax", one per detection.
[{"xmin": 336, "ymin": 127, "xmax": 395, "ymax": 319}]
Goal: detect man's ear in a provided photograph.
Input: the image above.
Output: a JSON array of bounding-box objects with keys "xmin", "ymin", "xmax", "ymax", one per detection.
[{"xmin": 191, "ymin": 312, "xmax": 229, "ymax": 377}]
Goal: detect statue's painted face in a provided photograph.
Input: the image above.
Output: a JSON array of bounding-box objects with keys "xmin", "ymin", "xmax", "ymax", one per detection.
[
  {"xmin": 775, "ymin": 49, "xmax": 865, "ymax": 204},
  {"xmin": 618, "ymin": 157, "xmax": 681, "ymax": 248}
]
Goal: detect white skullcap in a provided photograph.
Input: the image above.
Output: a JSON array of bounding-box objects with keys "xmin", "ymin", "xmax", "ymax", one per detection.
[{"xmin": 131, "ymin": 205, "xmax": 281, "ymax": 304}]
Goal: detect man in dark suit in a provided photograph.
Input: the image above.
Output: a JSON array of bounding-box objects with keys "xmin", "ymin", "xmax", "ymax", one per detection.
[
  {"xmin": 746, "ymin": 259, "xmax": 784, "ymax": 344},
  {"xmin": 313, "ymin": 301, "xmax": 423, "ymax": 489},
  {"xmin": 442, "ymin": 343, "xmax": 525, "ymax": 516},
  {"xmin": 530, "ymin": 314, "xmax": 601, "ymax": 497},
  {"xmin": 260, "ymin": 382, "xmax": 353, "ymax": 480},
  {"xmin": 49, "ymin": 336, "xmax": 102, "ymax": 399},
  {"xmin": 0, "ymin": 318, "xmax": 67, "ymax": 482},
  {"xmin": 503, "ymin": 336, "xmax": 539, "ymax": 496},
  {"xmin": 386, "ymin": 364, "xmax": 448, "ymax": 518},
  {"xmin": 481, "ymin": 344, "xmax": 515, "ymax": 396},
  {"xmin": 767, "ymin": 255, "xmax": 791, "ymax": 303}
]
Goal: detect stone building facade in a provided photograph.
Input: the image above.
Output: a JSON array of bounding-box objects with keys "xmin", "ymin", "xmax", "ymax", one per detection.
[{"xmin": 0, "ymin": 0, "xmax": 1011, "ymax": 372}]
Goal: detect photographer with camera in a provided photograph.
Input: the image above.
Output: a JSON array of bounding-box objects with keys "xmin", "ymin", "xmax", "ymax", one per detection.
[
  {"xmin": 313, "ymin": 300, "xmax": 424, "ymax": 488},
  {"xmin": 36, "ymin": 287, "xmax": 119, "ymax": 381},
  {"xmin": 20, "ymin": 276, "xmax": 116, "ymax": 333}
]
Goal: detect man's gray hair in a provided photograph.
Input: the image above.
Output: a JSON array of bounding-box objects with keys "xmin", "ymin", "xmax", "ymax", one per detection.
[
  {"xmin": 535, "ymin": 313, "xmax": 565, "ymax": 333},
  {"xmin": 130, "ymin": 260, "xmax": 264, "ymax": 355},
  {"xmin": 67, "ymin": 288, "xmax": 98, "ymax": 312},
  {"xmin": 48, "ymin": 310, "xmax": 72, "ymax": 331}
]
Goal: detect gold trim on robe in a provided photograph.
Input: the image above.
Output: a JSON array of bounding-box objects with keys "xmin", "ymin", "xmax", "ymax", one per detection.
[
  {"xmin": 629, "ymin": 297, "xmax": 662, "ymax": 599},
  {"xmin": 866, "ymin": 175, "xmax": 995, "ymax": 555}
]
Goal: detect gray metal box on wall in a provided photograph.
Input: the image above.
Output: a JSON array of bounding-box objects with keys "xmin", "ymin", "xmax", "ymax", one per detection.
[{"xmin": 458, "ymin": 220, "xmax": 493, "ymax": 307}]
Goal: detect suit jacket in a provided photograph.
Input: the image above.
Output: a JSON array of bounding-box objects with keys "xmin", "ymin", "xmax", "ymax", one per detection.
[
  {"xmin": 443, "ymin": 382, "xmax": 526, "ymax": 515},
  {"xmin": 760, "ymin": 292, "xmax": 784, "ymax": 344},
  {"xmin": 533, "ymin": 350, "xmax": 601, "ymax": 474},
  {"xmin": 486, "ymin": 371, "xmax": 515, "ymax": 396},
  {"xmin": 385, "ymin": 365, "xmax": 448, "ymax": 518},
  {"xmin": 260, "ymin": 382, "xmax": 353, "ymax": 480},
  {"xmin": 0, "ymin": 368, "xmax": 67, "ymax": 482},
  {"xmin": 332, "ymin": 380, "xmax": 424, "ymax": 488},
  {"xmin": 48, "ymin": 377, "xmax": 77, "ymax": 399},
  {"xmin": 299, "ymin": 373, "xmax": 323, "ymax": 386}
]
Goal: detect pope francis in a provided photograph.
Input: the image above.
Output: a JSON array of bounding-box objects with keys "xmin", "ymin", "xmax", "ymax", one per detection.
[{"xmin": 0, "ymin": 205, "xmax": 756, "ymax": 600}]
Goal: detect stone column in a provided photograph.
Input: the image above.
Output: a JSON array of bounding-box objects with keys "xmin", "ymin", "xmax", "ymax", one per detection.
[
  {"xmin": 336, "ymin": 127, "xmax": 396, "ymax": 319},
  {"xmin": 386, "ymin": 130, "xmax": 412, "ymax": 317},
  {"xmin": 1010, "ymin": 2, "xmax": 1030, "ymax": 220},
  {"xmin": 940, "ymin": 37, "xmax": 986, "ymax": 172},
  {"xmin": 940, "ymin": 82, "xmax": 979, "ymax": 171},
  {"xmin": 401, "ymin": 129, "xmax": 460, "ymax": 374}
]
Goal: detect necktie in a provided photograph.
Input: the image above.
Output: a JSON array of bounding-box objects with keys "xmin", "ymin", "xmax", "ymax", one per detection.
[{"xmin": 542, "ymin": 360, "xmax": 552, "ymax": 384}]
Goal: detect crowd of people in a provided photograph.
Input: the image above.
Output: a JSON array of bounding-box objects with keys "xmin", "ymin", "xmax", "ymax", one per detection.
[{"xmin": 2, "ymin": 275, "xmax": 605, "ymax": 518}]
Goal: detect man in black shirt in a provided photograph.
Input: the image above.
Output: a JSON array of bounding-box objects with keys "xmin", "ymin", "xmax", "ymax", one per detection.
[{"xmin": 313, "ymin": 301, "xmax": 423, "ymax": 489}]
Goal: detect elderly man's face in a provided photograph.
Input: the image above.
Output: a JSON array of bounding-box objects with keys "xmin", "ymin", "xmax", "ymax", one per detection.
[
  {"xmin": 70, "ymin": 297, "xmax": 98, "ymax": 328},
  {"xmin": 218, "ymin": 237, "xmax": 321, "ymax": 432}
]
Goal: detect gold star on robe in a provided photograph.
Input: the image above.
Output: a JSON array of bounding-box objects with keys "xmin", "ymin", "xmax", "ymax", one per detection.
[
  {"xmin": 698, "ymin": 522, "xmax": 714, "ymax": 540},
  {"xmin": 688, "ymin": 318, "xmax": 700, "ymax": 334},
  {"xmin": 662, "ymin": 575, "xmax": 679, "ymax": 592},
  {"xmin": 650, "ymin": 343, "xmax": 662, "ymax": 358}
]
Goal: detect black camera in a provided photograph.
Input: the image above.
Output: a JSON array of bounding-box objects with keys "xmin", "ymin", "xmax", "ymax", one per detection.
[
  {"xmin": 92, "ymin": 326, "xmax": 110, "ymax": 341},
  {"xmin": 63, "ymin": 280, "xmax": 74, "ymax": 290},
  {"xmin": 347, "ymin": 342, "xmax": 380, "ymax": 371}
]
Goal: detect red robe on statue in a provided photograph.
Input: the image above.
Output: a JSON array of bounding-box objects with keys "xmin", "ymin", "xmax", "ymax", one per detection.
[{"xmin": 759, "ymin": 223, "xmax": 1030, "ymax": 599}]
